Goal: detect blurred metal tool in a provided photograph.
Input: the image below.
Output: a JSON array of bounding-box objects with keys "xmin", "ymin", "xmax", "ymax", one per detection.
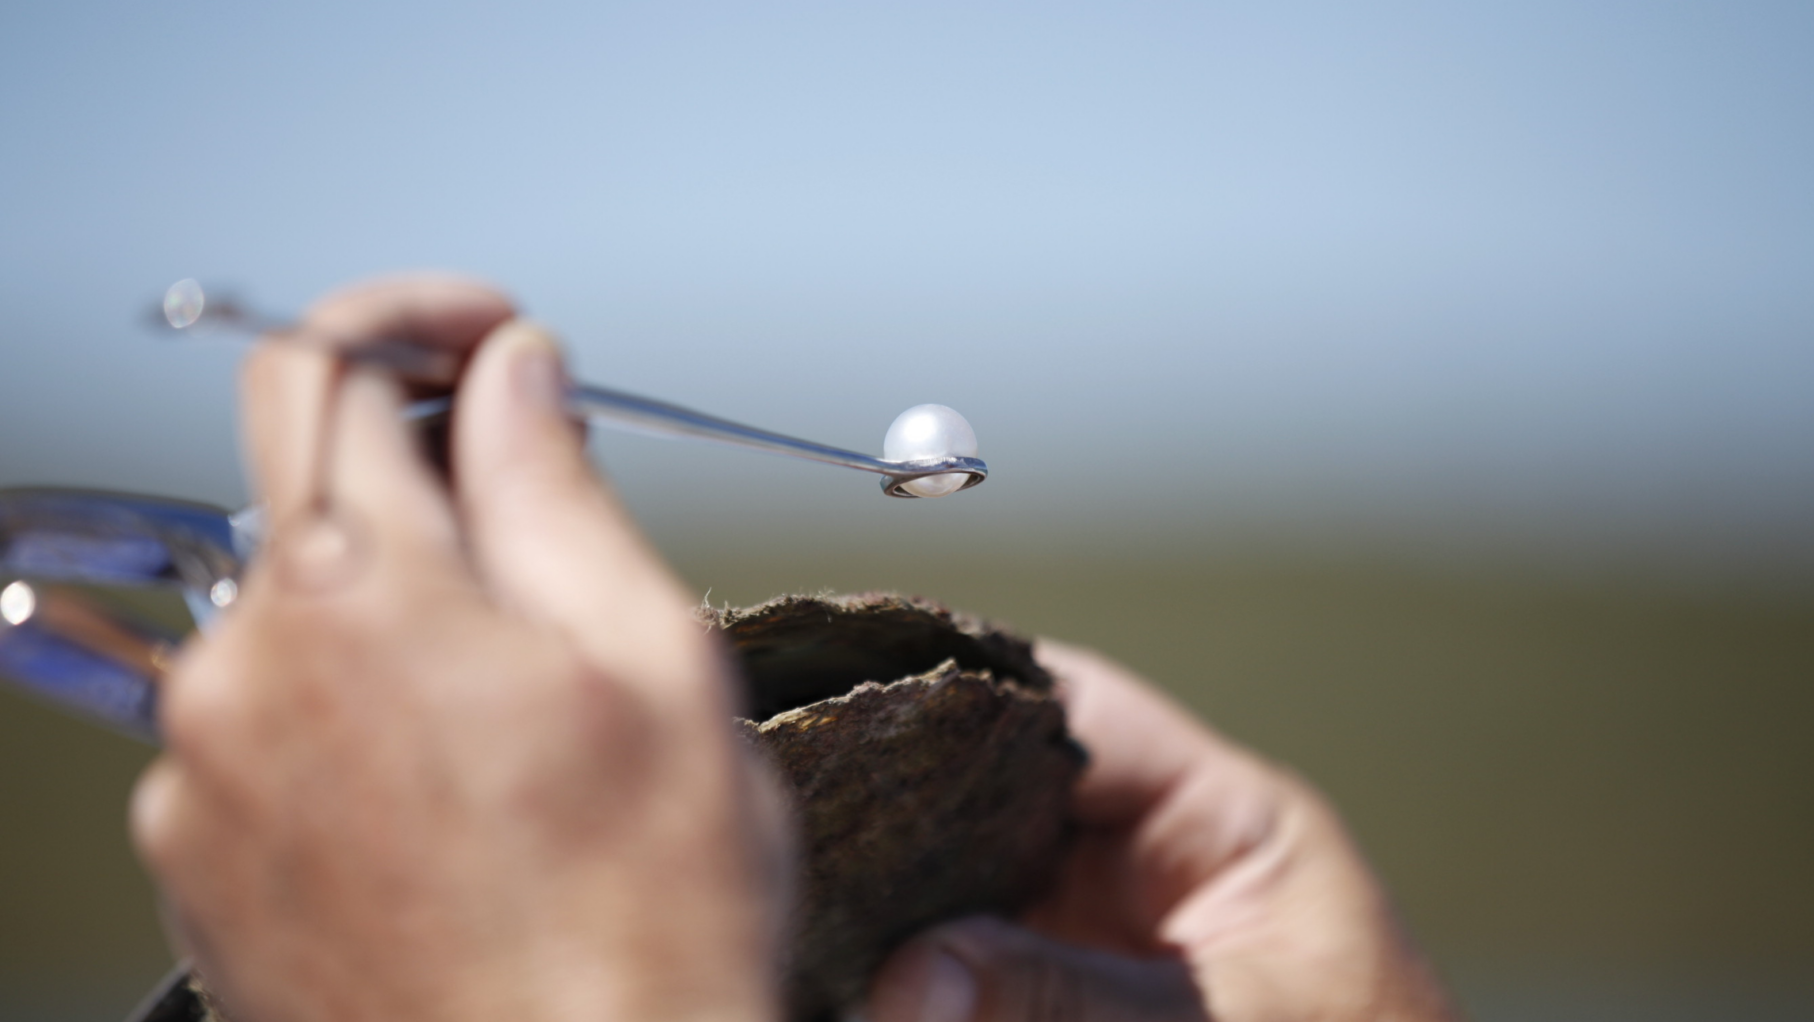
[
  {"xmin": 0, "ymin": 489, "xmax": 238, "ymax": 741},
  {"xmin": 156, "ymin": 280, "xmax": 988, "ymax": 499}
]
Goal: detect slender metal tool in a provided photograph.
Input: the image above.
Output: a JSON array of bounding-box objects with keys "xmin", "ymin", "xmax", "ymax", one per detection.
[
  {"xmin": 3, "ymin": 288, "xmax": 989, "ymax": 741},
  {"xmin": 157, "ymin": 280, "xmax": 987, "ymax": 498}
]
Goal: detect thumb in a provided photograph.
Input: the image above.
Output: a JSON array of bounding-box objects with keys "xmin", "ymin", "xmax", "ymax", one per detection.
[
  {"xmin": 451, "ymin": 320, "xmax": 708, "ymax": 694},
  {"xmin": 867, "ymin": 916, "xmax": 1207, "ymax": 1022}
]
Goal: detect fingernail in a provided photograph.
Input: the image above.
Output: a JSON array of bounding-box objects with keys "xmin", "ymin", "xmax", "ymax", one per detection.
[
  {"xmin": 510, "ymin": 330, "xmax": 565, "ymax": 413},
  {"xmin": 915, "ymin": 950, "xmax": 977, "ymax": 1022}
]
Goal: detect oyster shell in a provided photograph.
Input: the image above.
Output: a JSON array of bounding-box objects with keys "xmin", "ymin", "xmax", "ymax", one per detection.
[
  {"xmin": 719, "ymin": 593, "xmax": 1085, "ymax": 1021},
  {"xmin": 139, "ymin": 593, "xmax": 1084, "ymax": 1022}
]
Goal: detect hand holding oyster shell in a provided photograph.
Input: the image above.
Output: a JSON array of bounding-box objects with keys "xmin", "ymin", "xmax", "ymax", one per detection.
[{"xmin": 862, "ymin": 641, "xmax": 1461, "ymax": 1022}]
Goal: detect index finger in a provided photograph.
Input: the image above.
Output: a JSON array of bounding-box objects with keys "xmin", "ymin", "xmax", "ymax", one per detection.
[
  {"xmin": 241, "ymin": 275, "xmax": 515, "ymax": 530},
  {"xmin": 1035, "ymin": 640, "xmax": 1277, "ymax": 829},
  {"xmin": 1033, "ymin": 640, "xmax": 1295, "ymax": 926}
]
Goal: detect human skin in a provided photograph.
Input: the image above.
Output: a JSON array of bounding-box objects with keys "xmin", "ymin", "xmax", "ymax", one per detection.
[
  {"xmin": 863, "ymin": 642, "xmax": 1460, "ymax": 1022},
  {"xmin": 131, "ymin": 277, "xmax": 1458, "ymax": 1022},
  {"xmin": 130, "ymin": 278, "xmax": 787, "ymax": 1022}
]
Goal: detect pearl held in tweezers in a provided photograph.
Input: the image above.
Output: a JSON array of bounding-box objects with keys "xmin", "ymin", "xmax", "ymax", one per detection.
[{"xmin": 884, "ymin": 404, "xmax": 979, "ymax": 498}]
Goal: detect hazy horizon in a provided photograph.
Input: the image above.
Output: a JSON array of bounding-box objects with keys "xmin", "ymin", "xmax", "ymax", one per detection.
[{"xmin": 3, "ymin": 0, "xmax": 1810, "ymax": 582}]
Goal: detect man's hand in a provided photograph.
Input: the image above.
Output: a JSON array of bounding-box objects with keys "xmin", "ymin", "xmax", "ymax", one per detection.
[
  {"xmin": 865, "ymin": 642, "xmax": 1459, "ymax": 1022},
  {"xmin": 130, "ymin": 278, "xmax": 784, "ymax": 1022}
]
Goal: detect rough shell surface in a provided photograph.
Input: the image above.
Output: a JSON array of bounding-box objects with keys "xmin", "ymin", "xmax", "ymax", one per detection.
[
  {"xmin": 150, "ymin": 593, "xmax": 1085, "ymax": 1022},
  {"xmin": 719, "ymin": 593, "xmax": 1085, "ymax": 1021}
]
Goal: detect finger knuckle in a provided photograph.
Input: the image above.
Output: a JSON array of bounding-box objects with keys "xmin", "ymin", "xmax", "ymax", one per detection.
[
  {"xmin": 261, "ymin": 513, "xmax": 375, "ymax": 600},
  {"xmin": 550, "ymin": 651, "xmax": 645, "ymax": 748},
  {"xmin": 159, "ymin": 649, "xmax": 248, "ymax": 759},
  {"xmin": 533, "ymin": 648, "xmax": 662, "ymax": 782},
  {"xmin": 127, "ymin": 762, "xmax": 184, "ymax": 874}
]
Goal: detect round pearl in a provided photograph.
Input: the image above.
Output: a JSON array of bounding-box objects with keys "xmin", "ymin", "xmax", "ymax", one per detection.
[
  {"xmin": 883, "ymin": 404, "xmax": 979, "ymax": 498},
  {"xmin": 163, "ymin": 278, "xmax": 206, "ymax": 329}
]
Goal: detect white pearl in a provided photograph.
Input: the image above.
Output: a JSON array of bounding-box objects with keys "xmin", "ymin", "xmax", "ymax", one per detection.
[
  {"xmin": 883, "ymin": 404, "xmax": 979, "ymax": 498},
  {"xmin": 163, "ymin": 278, "xmax": 206, "ymax": 329}
]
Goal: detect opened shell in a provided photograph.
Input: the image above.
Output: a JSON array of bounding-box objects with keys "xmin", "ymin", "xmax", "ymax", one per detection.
[{"xmin": 717, "ymin": 593, "xmax": 1084, "ymax": 1020}]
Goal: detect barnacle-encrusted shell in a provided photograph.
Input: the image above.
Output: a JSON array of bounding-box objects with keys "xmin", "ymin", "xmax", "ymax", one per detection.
[{"xmin": 149, "ymin": 593, "xmax": 1083, "ymax": 1022}]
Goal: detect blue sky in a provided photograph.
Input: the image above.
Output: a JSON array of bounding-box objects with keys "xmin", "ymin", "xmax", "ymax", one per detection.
[{"xmin": 2, "ymin": 1, "xmax": 1810, "ymax": 566}]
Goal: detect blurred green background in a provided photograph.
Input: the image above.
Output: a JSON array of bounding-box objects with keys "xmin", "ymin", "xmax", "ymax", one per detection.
[{"xmin": 4, "ymin": 540, "xmax": 1811, "ymax": 1020}]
